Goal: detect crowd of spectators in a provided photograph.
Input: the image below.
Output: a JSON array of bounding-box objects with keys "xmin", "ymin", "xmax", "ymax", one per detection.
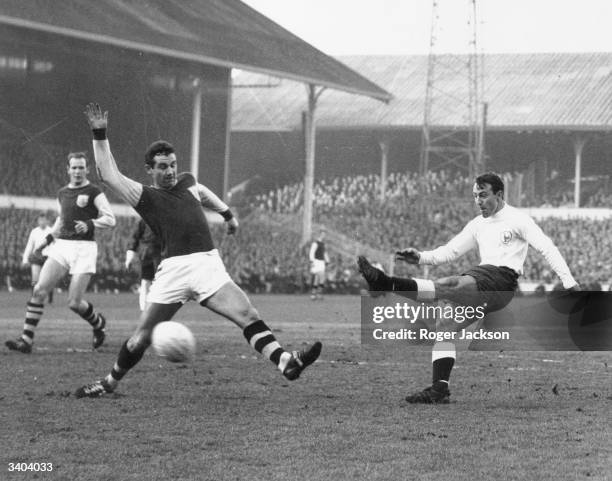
[
  {"xmin": 6, "ymin": 140, "xmax": 612, "ymax": 210},
  {"xmin": 2, "ymin": 169, "xmax": 612, "ymax": 294},
  {"xmin": 246, "ymin": 170, "xmax": 612, "ymax": 290}
]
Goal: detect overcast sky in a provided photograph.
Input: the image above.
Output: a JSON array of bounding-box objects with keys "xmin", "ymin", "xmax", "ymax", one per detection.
[{"xmin": 242, "ymin": 0, "xmax": 612, "ymax": 55}]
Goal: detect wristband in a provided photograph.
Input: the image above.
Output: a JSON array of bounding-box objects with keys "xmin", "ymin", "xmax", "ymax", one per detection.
[
  {"xmin": 92, "ymin": 128, "xmax": 107, "ymax": 140},
  {"xmin": 85, "ymin": 220, "xmax": 95, "ymax": 233},
  {"xmin": 221, "ymin": 209, "xmax": 234, "ymax": 221}
]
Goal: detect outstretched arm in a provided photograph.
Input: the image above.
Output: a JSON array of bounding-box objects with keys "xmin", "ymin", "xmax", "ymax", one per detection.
[
  {"xmin": 404, "ymin": 223, "xmax": 477, "ymax": 266},
  {"xmin": 196, "ymin": 182, "xmax": 238, "ymax": 235},
  {"xmin": 84, "ymin": 103, "xmax": 143, "ymax": 207},
  {"xmin": 522, "ymin": 218, "xmax": 578, "ymax": 289}
]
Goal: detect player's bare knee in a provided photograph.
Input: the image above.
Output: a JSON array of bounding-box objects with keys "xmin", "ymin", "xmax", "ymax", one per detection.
[
  {"xmin": 237, "ymin": 304, "xmax": 259, "ymax": 323},
  {"xmin": 67, "ymin": 298, "xmax": 82, "ymax": 312},
  {"xmin": 32, "ymin": 284, "xmax": 49, "ymax": 302}
]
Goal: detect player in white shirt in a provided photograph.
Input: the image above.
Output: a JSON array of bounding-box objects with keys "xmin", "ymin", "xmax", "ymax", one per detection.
[
  {"xmin": 358, "ymin": 172, "xmax": 579, "ymax": 403},
  {"xmin": 22, "ymin": 213, "xmax": 54, "ymax": 302}
]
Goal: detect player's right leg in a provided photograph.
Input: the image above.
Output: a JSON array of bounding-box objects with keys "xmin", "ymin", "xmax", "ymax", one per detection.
[
  {"xmin": 75, "ymin": 302, "xmax": 182, "ymax": 398},
  {"xmin": 203, "ymin": 280, "xmax": 322, "ymax": 381},
  {"xmin": 5, "ymin": 258, "xmax": 67, "ymax": 353}
]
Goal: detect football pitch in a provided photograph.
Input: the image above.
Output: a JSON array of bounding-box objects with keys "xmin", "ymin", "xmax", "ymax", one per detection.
[{"xmin": 0, "ymin": 292, "xmax": 610, "ymax": 480}]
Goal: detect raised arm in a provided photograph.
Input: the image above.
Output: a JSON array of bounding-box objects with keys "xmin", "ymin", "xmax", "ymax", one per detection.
[{"xmin": 84, "ymin": 103, "xmax": 143, "ymax": 207}]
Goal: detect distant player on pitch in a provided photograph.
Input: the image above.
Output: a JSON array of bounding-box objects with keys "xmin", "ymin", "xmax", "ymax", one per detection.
[
  {"xmin": 75, "ymin": 103, "xmax": 321, "ymax": 398},
  {"xmin": 358, "ymin": 172, "xmax": 579, "ymax": 403},
  {"xmin": 6, "ymin": 152, "xmax": 116, "ymax": 353},
  {"xmin": 21, "ymin": 212, "xmax": 55, "ymax": 303},
  {"xmin": 125, "ymin": 217, "xmax": 162, "ymax": 311},
  {"xmin": 309, "ymin": 229, "xmax": 329, "ymax": 300}
]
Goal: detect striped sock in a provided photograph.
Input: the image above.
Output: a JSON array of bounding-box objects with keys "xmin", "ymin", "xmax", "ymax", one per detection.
[
  {"xmin": 243, "ymin": 320, "xmax": 292, "ymax": 372},
  {"xmin": 80, "ymin": 302, "xmax": 104, "ymax": 330},
  {"xmin": 22, "ymin": 301, "xmax": 44, "ymax": 344}
]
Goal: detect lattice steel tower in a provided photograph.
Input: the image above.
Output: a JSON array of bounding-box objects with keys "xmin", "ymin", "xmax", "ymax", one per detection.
[{"xmin": 420, "ymin": 0, "xmax": 485, "ymax": 178}]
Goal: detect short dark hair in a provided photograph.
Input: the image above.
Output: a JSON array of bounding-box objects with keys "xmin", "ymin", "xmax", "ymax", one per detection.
[
  {"xmin": 144, "ymin": 140, "xmax": 175, "ymax": 167},
  {"xmin": 475, "ymin": 172, "xmax": 504, "ymax": 194},
  {"xmin": 67, "ymin": 151, "xmax": 88, "ymax": 166}
]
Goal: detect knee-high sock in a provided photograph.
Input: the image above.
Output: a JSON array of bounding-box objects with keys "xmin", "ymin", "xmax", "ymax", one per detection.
[
  {"xmin": 388, "ymin": 277, "xmax": 436, "ymax": 302},
  {"xmin": 432, "ymin": 341, "xmax": 456, "ymax": 383},
  {"xmin": 243, "ymin": 320, "xmax": 292, "ymax": 372},
  {"xmin": 106, "ymin": 340, "xmax": 146, "ymax": 387},
  {"xmin": 75, "ymin": 301, "xmax": 105, "ymax": 330},
  {"xmin": 22, "ymin": 301, "xmax": 44, "ymax": 344}
]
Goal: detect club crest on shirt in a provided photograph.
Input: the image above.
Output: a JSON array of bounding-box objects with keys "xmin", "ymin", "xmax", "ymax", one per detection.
[
  {"xmin": 76, "ymin": 194, "xmax": 89, "ymax": 208},
  {"xmin": 501, "ymin": 230, "xmax": 513, "ymax": 244}
]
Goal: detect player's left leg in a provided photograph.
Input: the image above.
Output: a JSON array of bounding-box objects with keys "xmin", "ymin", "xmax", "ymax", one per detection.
[
  {"xmin": 358, "ymin": 256, "xmax": 485, "ymax": 305},
  {"xmin": 30, "ymin": 264, "xmax": 42, "ymax": 287},
  {"xmin": 202, "ymin": 280, "xmax": 322, "ymax": 380},
  {"xmin": 67, "ymin": 273, "xmax": 106, "ymax": 349},
  {"xmin": 139, "ymin": 279, "xmax": 152, "ymax": 312}
]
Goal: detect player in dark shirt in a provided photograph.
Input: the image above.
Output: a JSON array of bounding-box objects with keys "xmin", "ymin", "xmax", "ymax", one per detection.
[
  {"xmin": 76, "ymin": 103, "xmax": 322, "ymax": 398},
  {"xmin": 309, "ymin": 229, "xmax": 329, "ymax": 300},
  {"xmin": 6, "ymin": 152, "xmax": 116, "ymax": 354},
  {"xmin": 125, "ymin": 218, "xmax": 162, "ymax": 311}
]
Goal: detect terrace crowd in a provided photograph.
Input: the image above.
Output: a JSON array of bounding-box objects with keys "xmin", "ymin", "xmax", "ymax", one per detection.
[{"xmin": 1, "ymin": 170, "xmax": 611, "ymax": 293}]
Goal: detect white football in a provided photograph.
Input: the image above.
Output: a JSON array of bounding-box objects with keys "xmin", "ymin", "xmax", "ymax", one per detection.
[{"xmin": 151, "ymin": 321, "xmax": 196, "ymax": 363}]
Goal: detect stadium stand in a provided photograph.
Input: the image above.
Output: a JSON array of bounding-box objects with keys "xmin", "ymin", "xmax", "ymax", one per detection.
[{"xmin": 2, "ymin": 170, "xmax": 611, "ymax": 293}]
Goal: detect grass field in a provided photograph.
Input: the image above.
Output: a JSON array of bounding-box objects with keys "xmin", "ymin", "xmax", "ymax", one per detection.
[{"xmin": 0, "ymin": 291, "xmax": 610, "ymax": 480}]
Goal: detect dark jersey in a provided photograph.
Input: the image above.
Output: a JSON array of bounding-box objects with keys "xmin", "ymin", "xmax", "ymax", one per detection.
[
  {"xmin": 313, "ymin": 241, "xmax": 326, "ymax": 261},
  {"xmin": 134, "ymin": 173, "xmax": 215, "ymax": 259},
  {"xmin": 57, "ymin": 183, "xmax": 103, "ymax": 241},
  {"xmin": 127, "ymin": 218, "xmax": 162, "ymax": 260}
]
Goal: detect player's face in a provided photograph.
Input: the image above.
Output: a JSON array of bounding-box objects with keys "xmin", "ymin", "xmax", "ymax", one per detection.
[
  {"xmin": 36, "ymin": 216, "xmax": 49, "ymax": 228},
  {"xmin": 67, "ymin": 157, "xmax": 88, "ymax": 186},
  {"xmin": 473, "ymin": 182, "xmax": 503, "ymax": 218},
  {"xmin": 149, "ymin": 153, "xmax": 178, "ymax": 189}
]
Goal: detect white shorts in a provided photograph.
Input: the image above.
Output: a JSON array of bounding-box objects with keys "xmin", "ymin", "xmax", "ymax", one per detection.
[
  {"xmin": 310, "ymin": 259, "xmax": 326, "ymax": 275},
  {"xmin": 147, "ymin": 250, "xmax": 232, "ymax": 305},
  {"xmin": 47, "ymin": 239, "xmax": 98, "ymax": 275}
]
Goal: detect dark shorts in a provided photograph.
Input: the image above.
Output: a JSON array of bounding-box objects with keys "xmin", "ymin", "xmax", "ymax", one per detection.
[
  {"xmin": 28, "ymin": 252, "xmax": 48, "ymax": 267},
  {"xmin": 140, "ymin": 252, "xmax": 162, "ymax": 282},
  {"xmin": 462, "ymin": 264, "xmax": 519, "ymax": 313}
]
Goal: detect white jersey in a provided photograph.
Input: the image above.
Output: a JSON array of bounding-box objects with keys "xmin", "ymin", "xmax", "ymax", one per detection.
[
  {"xmin": 22, "ymin": 226, "xmax": 54, "ymax": 263},
  {"xmin": 418, "ymin": 204, "xmax": 577, "ymax": 288}
]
